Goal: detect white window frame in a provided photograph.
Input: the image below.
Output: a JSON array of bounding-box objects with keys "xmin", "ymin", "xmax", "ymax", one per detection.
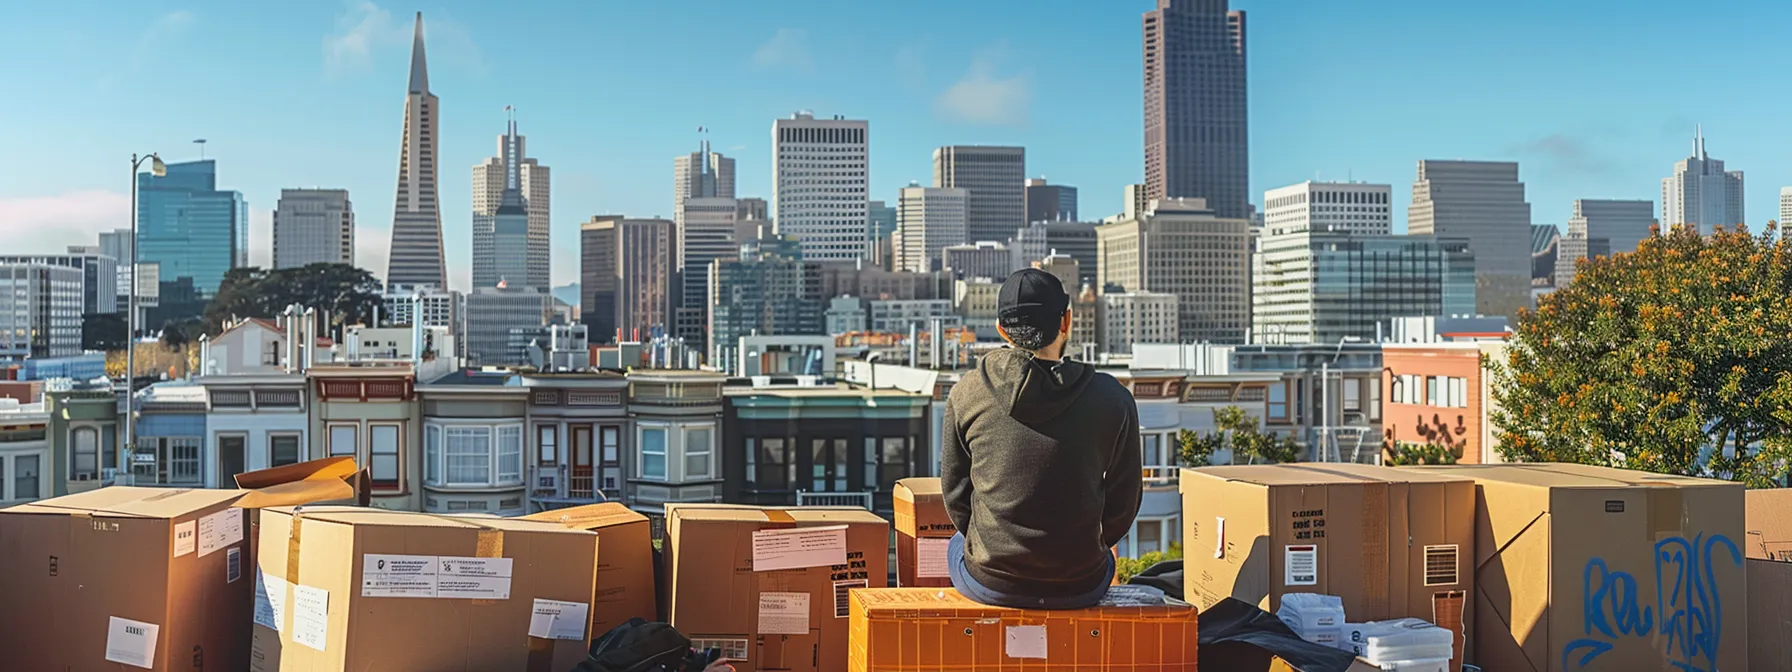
[
  {"xmin": 683, "ymin": 423, "xmax": 716, "ymax": 481},
  {"xmin": 422, "ymin": 420, "xmax": 525, "ymax": 488},
  {"xmin": 369, "ymin": 422, "xmax": 403, "ymax": 492},
  {"xmin": 638, "ymin": 422, "xmax": 669, "ymax": 481},
  {"xmin": 70, "ymin": 426, "xmax": 100, "ymax": 479},
  {"xmin": 328, "ymin": 423, "xmax": 358, "ymax": 460},
  {"xmin": 1, "ymin": 451, "xmax": 48, "ymax": 502}
]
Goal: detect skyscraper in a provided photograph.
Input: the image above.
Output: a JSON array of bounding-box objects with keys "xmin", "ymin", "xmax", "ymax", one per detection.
[
  {"xmin": 893, "ymin": 186, "xmax": 968, "ymax": 273},
  {"xmin": 933, "ymin": 146, "xmax": 1026, "ymax": 244},
  {"xmin": 1567, "ymin": 199, "xmax": 1654, "ymax": 255},
  {"xmin": 1143, "ymin": 0, "xmax": 1249, "ymax": 219},
  {"xmin": 386, "ymin": 13, "xmax": 447, "ymax": 290},
  {"xmin": 1097, "ymin": 198, "xmax": 1251, "ymax": 343},
  {"xmin": 0, "ymin": 263, "xmax": 82, "ymax": 359},
  {"xmin": 97, "ymin": 229, "xmax": 132, "ymax": 305},
  {"xmin": 1781, "ymin": 187, "xmax": 1792, "ymax": 227},
  {"xmin": 473, "ymin": 113, "xmax": 550, "ymax": 290},
  {"xmin": 1262, "ymin": 181, "xmax": 1393, "ymax": 237},
  {"xmin": 675, "ymin": 196, "xmax": 742, "ymax": 352},
  {"xmin": 772, "ymin": 111, "xmax": 870, "ymax": 261},
  {"xmin": 1661, "ymin": 128, "xmax": 1744, "ymax": 236},
  {"xmin": 1407, "ymin": 160, "xmax": 1532, "ymax": 320},
  {"xmin": 137, "ymin": 159, "xmax": 247, "ymax": 323},
  {"xmin": 1025, "ymin": 178, "xmax": 1079, "ymax": 223},
  {"xmin": 674, "ymin": 141, "xmax": 736, "ymax": 218},
  {"xmin": 580, "ymin": 216, "xmax": 675, "ymax": 343},
  {"xmin": 1010, "ymin": 221, "xmax": 1100, "ymax": 287},
  {"xmin": 1253, "ymin": 232, "xmax": 1476, "ymax": 345},
  {"xmin": 272, "ymin": 189, "xmax": 354, "ymax": 269},
  {"xmin": 0, "ymin": 252, "xmax": 118, "ymax": 317},
  {"xmin": 709, "ymin": 236, "xmax": 824, "ymax": 368}
]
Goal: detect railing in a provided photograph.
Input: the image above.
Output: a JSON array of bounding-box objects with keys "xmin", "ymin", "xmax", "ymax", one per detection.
[
  {"xmin": 796, "ymin": 490, "xmax": 873, "ymax": 510},
  {"xmin": 1142, "ymin": 466, "xmax": 1180, "ymax": 485}
]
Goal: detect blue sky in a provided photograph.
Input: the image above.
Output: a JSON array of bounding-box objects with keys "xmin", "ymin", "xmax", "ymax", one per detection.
[{"xmin": 1, "ymin": 0, "xmax": 1787, "ymax": 290}]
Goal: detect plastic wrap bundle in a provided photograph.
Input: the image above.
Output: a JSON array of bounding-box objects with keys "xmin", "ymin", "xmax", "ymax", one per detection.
[
  {"xmin": 1340, "ymin": 618, "xmax": 1454, "ymax": 670},
  {"xmin": 1275, "ymin": 593, "xmax": 1346, "ymax": 648}
]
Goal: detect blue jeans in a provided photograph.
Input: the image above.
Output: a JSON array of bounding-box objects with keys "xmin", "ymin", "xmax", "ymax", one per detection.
[{"xmin": 947, "ymin": 532, "xmax": 1116, "ymax": 609}]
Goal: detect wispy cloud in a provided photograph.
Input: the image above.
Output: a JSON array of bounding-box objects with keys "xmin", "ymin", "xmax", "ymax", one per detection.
[
  {"xmin": 751, "ymin": 28, "xmax": 814, "ymax": 74},
  {"xmin": 935, "ymin": 43, "xmax": 1033, "ymax": 127},
  {"xmin": 1507, "ymin": 133, "xmax": 1618, "ymax": 175},
  {"xmin": 896, "ymin": 40, "xmax": 929, "ymax": 91},
  {"xmin": 0, "ymin": 191, "xmax": 131, "ymax": 252},
  {"xmin": 324, "ymin": 2, "xmax": 485, "ymax": 78}
]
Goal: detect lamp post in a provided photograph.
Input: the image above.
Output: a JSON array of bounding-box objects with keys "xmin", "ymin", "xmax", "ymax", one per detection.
[{"xmin": 125, "ymin": 152, "xmax": 166, "ymax": 473}]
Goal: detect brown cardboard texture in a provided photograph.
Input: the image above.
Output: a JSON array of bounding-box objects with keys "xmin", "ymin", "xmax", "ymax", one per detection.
[
  {"xmin": 248, "ymin": 506, "xmax": 599, "ymax": 672},
  {"xmin": 1180, "ymin": 464, "xmax": 1473, "ymax": 669},
  {"xmin": 1748, "ymin": 558, "xmax": 1792, "ymax": 670},
  {"xmin": 666, "ymin": 504, "xmax": 890, "ymax": 672},
  {"xmin": 892, "ymin": 477, "xmax": 954, "ymax": 588},
  {"xmin": 848, "ymin": 588, "xmax": 1196, "ymax": 671},
  {"xmin": 520, "ymin": 502, "xmax": 657, "ymax": 636},
  {"xmin": 1404, "ymin": 463, "xmax": 1746, "ymax": 672},
  {"xmin": 0, "ymin": 487, "xmax": 253, "ymax": 671},
  {"xmin": 1745, "ymin": 487, "xmax": 1792, "ymax": 560}
]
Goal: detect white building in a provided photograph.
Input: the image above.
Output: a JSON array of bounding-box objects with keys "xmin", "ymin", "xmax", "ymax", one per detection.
[
  {"xmin": 272, "ymin": 189, "xmax": 354, "ymax": 269},
  {"xmin": 1261, "ymin": 181, "xmax": 1392, "ymax": 237},
  {"xmin": 1661, "ymin": 128, "xmax": 1743, "ymax": 236},
  {"xmin": 772, "ymin": 111, "xmax": 870, "ymax": 261},
  {"xmin": 473, "ymin": 117, "xmax": 550, "ymax": 290},
  {"xmin": 933, "ymin": 145, "xmax": 1025, "ymax": 245},
  {"xmin": 0, "ymin": 251, "xmax": 119, "ymax": 317},
  {"xmin": 1408, "ymin": 160, "xmax": 1533, "ymax": 320},
  {"xmin": 1097, "ymin": 198, "xmax": 1252, "ymax": 344},
  {"xmin": 1781, "ymin": 187, "xmax": 1792, "ymax": 228},
  {"xmin": 867, "ymin": 299, "xmax": 958, "ymax": 333},
  {"xmin": 0, "ymin": 398, "xmax": 50, "ymax": 505},
  {"xmin": 940, "ymin": 241, "xmax": 1015, "ymax": 281},
  {"xmin": 0, "ymin": 263, "xmax": 82, "ymax": 360},
  {"xmin": 382, "ymin": 284, "xmax": 462, "ymax": 332},
  {"xmin": 893, "ymin": 186, "xmax": 969, "ymax": 273},
  {"xmin": 1098, "ymin": 292, "xmax": 1179, "ymax": 355},
  {"xmin": 98, "ymin": 228, "xmax": 133, "ymax": 304}
]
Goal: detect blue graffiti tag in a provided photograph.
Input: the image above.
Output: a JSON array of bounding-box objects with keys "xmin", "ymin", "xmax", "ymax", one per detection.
[{"xmin": 1561, "ymin": 533, "xmax": 1741, "ymax": 672}]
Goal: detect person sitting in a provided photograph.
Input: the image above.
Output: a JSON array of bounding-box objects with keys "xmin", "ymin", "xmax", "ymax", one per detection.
[{"xmin": 940, "ymin": 268, "xmax": 1144, "ymax": 609}]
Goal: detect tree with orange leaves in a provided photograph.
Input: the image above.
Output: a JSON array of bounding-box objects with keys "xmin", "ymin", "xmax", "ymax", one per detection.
[{"xmin": 1491, "ymin": 223, "xmax": 1792, "ymax": 486}]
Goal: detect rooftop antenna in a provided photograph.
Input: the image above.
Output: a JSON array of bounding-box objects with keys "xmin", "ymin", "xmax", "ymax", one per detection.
[{"xmin": 194, "ymin": 138, "xmax": 207, "ymax": 160}]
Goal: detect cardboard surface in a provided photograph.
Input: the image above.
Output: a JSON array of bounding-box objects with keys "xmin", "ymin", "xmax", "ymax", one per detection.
[
  {"xmin": 520, "ymin": 503, "xmax": 658, "ymax": 637},
  {"xmin": 892, "ymin": 478, "xmax": 955, "ymax": 588},
  {"xmin": 1406, "ymin": 463, "xmax": 1747, "ymax": 672},
  {"xmin": 248, "ymin": 506, "xmax": 599, "ymax": 671},
  {"xmin": 1746, "ymin": 489, "xmax": 1792, "ymax": 668},
  {"xmin": 1180, "ymin": 464, "xmax": 1474, "ymax": 670},
  {"xmin": 666, "ymin": 504, "xmax": 890, "ymax": 672},
  {"xmin": 1268, "ymin": 656, "xmax": 1380, "ymax": 672},
  {"xmin": 847, "ymin": 588, "xmax": 1197, "ymax": 671}
]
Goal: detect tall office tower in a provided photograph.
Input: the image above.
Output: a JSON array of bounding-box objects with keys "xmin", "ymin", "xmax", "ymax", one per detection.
[
  {"xmin": 709, "ymin": 236, "xmax": 824, "ymax": 368},
  {"xmin": 1408, "ymin": 160, "xmax": 1533, "ymax": 320},
  {"xmin": 1661, "ymin": 128, "xmax": 1744, "ymax": 236},
  {"xmin": 386, "ymin": 13, "xmax": 447, "ymax": 289},
  {"xmin": 1025, "ymin": 178, "xmax": 1079, "ymax": 223},
  {"xmin": 675, "ymin": 196, "xmax": 742, "ymax": 352},
  {"xmin": 772, "ymin": 111, "xmax": 870, "ymax": 261},
  {"xmin": 1253, "ymin": 230, "xmax": 1476, "ymax": 345},
  {"xmin": 473, "ymin": 117, "xmax": 543, "ymax": 290},
  {"xmin": 893, "ymin": 186, "xmax": 969, "ymax": 273},
  {"xmin": 97, "ymin": 229, "xmax": 133, "ymax": 304},
  {"xmin": 0, "ymin": 263, "xmax": 83, "ymax": 359},
  {"xmin": 137, "ymin": 159, "xmax": 247, "ymax": 323},
  {"xmin": 1567, "ymin": 199, "xmax": 1653, "ymax": 255},
  {"xmin": 0, "ymin": 252, "xmax": 118, "ymax": 317},
  {"xmin": 737, "ymin": 197, "xmax": 769, "ymax": 222},
  {"xmin": 1011, "ymin": 221, "xmax": 1100, "ymax": 287},
  {"xmin": 1097, "ymin": 197, "xmax": 1251, "ymax": 343},
  {"xmin": 1124, "ymin": 184, "xmax": 1150, "ymax": 220},
  {"xmin": 869, "ymin": 200, "xmax": 898, "ymax": 239},
  {"xmin": 1143, "ymin": 0, "xmax": 1249, "ymax": 219},
  {"xmin": 272, "ymin": 189, "xmax": 354, "ymax": 269},
  {"xmin": 463, "ymin": 286, "xmax": 550, "ymax": 365},
  {"xmin": 1531, "ymin": 224, "xmax": 1560, "ymax": 291},
  {"xmin": 382, "ymin": 284, "xmax": 462, "ymax": 331},
  {"xmin": 933, "ymin": 146, "xmax": 1026, "ymax": 244},
  {"xmin": 940, "ymin": 241, "xmax": 1016, "ymax": 281},
  {"xmin": 579, "ymin": 216, "xmax": 676, "ymax": 343},
  {"xmin": 1097, "ymin": 292, "xmax": 1180, "ymax": 356},
  {"xmin": 674, "ymin": 141, "xmax": 736, "ymax": 219},
  {"xmin": 1262, "ymin": 181, "xmax": 1392, "ymax": 237}
]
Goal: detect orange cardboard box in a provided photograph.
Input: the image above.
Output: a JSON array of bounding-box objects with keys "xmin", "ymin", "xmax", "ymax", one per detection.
[
  {"xmin": 666, "ymin": 504, "xmax": 889, "ymax": 672},
  {"xmin": 847, "ymin": 587, "xmax": 1196, "ymax": 671},
  {"xmin": 1742, "ymin": 488, "xmax": 1792, "ymax": 669},
  {"xmin": 892, "ymin": 478, "xmax": 954, "ymax": 588},
  {"xmin": 520, "ymin": 502, "xmax": 658, "ymax": 637}
]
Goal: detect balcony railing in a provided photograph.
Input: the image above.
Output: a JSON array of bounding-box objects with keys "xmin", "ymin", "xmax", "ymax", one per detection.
[
  {"xmin": 796, "ymin": 490, "xmax": 873, "ymax": 510},
  {"xmin": 1143, "ymin": 466, "xmax": 1180, "ymax": 485}
]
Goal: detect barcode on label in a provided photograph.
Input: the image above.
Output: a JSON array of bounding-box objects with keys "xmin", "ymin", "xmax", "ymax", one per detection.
[
  {"xmin": 690, "ymin": 638, "xmax": 749, "ymax": 661},
  {"xmin": 833, "ymin": 579, "xmax": 867, "ymax": 618},
  {"xmin": 227, "ymin": 547, "xmax": 242, "ymax": 583}
]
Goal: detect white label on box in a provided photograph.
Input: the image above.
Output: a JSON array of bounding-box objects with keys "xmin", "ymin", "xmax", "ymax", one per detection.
[
  {"xmin": 362, "ymin": 554, "xmax": 441, "ymax": 597},
  {"xmin": 195, "ymin": 513, "xmax": 219, "ymax": 557},
  {"xmin": 104, "ymin": 616, "xmax": 160, "ymax": 669},
  {"xmin": 1215, "ymin": 517, "xmax": 1226, "ymax": 559},
  {"xmin": 227, "ymin": 547, "xmax": 242, "ymax": 583},
  {"xmin": 751, "ymin": 525, "xmax": 848, "ymax": 572},
  {"xmin": 1285, "ymin": 545, "xmax": 1318, "ymax": 586},
  {"xmin": 438, "ymin": 556, "xmax": 513, "ymax": 599},
  {"xmin": 916, "ymin": 537, "xmax": 951, "ymax": 578},
  {"xmin": 197, "ymin": 509, "xmax": 242, "ymax": 558},
  {"xmin": 254, "ymin": 571, "xmax": 288, "ymax": 632},
  {"xmin": 172, "ymin": 521, "xmax": 196, "ymax": 558},
  {"xmin": 292, "ymin": 584, "xmax": 330, "ymax": 651},
  {"xmin": 1004, "ymin": 625, "xmax": 1047, "ymax": 659},
  {"xmin": 528, "ymin": 599, "xmax": 591, "ymax": 641},
  {"xmin": 757, "ymin": 592, "xmax": 811, "ymax": 635},
  {"xmin": 221, "ymin": 508, "xmax": 244, "ymax": 547}
]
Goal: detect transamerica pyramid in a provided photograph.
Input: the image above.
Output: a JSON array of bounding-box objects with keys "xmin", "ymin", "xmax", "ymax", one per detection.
[{"xmin": 385, "ymin": 12, "xmax": 447, "ymax": 289}]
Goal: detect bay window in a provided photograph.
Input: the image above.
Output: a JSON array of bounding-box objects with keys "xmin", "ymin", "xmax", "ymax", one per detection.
[
  {"xmin": 71, "ymin": 427, "xmax": 99, "ymax": 479},
  {"xmin": 423, "ymin": 421, "xmax": 526, "ymax": 488},
  {"xmin": 497, "ymin": 426, "xmax": 522, "ymax": 484},
  {"xmin": 684, "ymin": 426, "xmax": 714, "ymax": 480},
  {"xmin": 370, "ymin": 424, "xmax": 401, "ymax": 490},
  {"xmin": 640, "ymin": 426, "xmax": 667, "ymax": 480}
]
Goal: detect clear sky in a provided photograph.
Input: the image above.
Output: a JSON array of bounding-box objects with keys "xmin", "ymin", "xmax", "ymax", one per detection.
[{"xmin": 1, "ymin": 0, "xmax": 1787, "ymax": 291}]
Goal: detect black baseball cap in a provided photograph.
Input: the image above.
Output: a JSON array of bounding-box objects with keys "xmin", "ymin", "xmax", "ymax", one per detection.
[{"xmin": 997, "ymin": 268, "xmax": 1070, "ymax": 326}]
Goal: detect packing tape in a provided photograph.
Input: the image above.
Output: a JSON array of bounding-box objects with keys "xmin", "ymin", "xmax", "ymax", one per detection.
[
  {"xmin": 764, "ymin": 509, "xmax": 796, "ymax": 526},
  {"xmin": 1361, "ymin": 483, "xmax": 1391, "ymax": 617},
  {"xmin": 286, "ymin": 510, "xmax": 305, "ymax": 584},
  {"xmin": 524, "ymin": 635, "xmax": 556, "ymax": 672},
  {"xmin": 418, "ymin": 514, "xmax": 509, "ymax": 605}
]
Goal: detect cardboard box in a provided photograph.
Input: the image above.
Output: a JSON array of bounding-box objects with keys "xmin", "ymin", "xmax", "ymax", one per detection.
[
  {"xmin": 665, "ymin": 504, "xmax": 890, "ymax": 672},
  {"xmin": 847, "ymin": 587, "xmax": 1196, "ymax": 671},
  {"xmin": 1406, "ymin": 463, "xmax": 1746, "ymax": 672},
  {"xmin": 1745, "ymin": 488, "xmax": 1792, "ymax": 669},
  {"xmin": 892, "ymin": 477, "xmax": 954, "ymax": 588},
  {"xmin": 1180, "ymin": 464, "xmax": 1473, "ymax": 669},
  {"xmin": 1270, "ymin": 656, "xmax": 1381, "ymax": 671},
  {"xmin": 248, "ymin": 506, "xmax": 600, "ymax": 671},
  {"xmin": 520, "ymin": 503, "xmax": 658, "ymax": 637}
]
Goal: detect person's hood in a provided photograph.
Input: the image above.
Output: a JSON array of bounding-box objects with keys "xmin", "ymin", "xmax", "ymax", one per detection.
[{"xmin": 975, "ymin": 348, "xmax": 1096, "ymax": 425}]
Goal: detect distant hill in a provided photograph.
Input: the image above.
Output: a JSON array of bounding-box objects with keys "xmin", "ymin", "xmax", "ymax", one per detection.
[{"xmin": 552, "ymin": 283, "xmax": 580, "ymax": 307}]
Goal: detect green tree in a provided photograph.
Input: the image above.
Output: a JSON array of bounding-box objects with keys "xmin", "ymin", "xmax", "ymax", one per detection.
[
  {"xmin": 1491, "ymin": 223, "xmax": 1792, "ymax": 487},
  {"xmin": 203, "ymin": 263, "xmax": 383, "ymax": 335},
  {"xmin": 1115, "ymin": 543, "xmax": 1184, "ymax": 584},
  {"xmin": 81, "ymin": 312, "xmax": 128, "ymax": 351},
  {"xmin": 1180, "ymin": 405, "xmax": 1303, "ymax": 466}
]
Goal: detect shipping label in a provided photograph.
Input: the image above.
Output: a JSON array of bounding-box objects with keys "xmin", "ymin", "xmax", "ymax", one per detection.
[
  {"xmin": 361, "ymin": 553, "xmax": 513, "ymax": 599},
  {"xmin": 227, "ymin": 547, "xmax": 242, "ymax": 583},
  {"xmin": 1285, "ymin": 545, "xmax": 1318, "ymax": 586},
  {"xmin": 104, "ymin": 616, "xmax": 160, "ymax": 669},
  {"xmin": 1004, "ymin": 625, "xmax": 1047, "ymax": 659},
  {"xmin": 528, "ymin": 599, "xmax": 591, "ymax": 641},
  {"xmin": 292, "ymin": 584, "xmax": 329, "ymax": 652},
  {"xmin": 197, "ymin": 508, "xmax": 244, "ymax": 558},
  {"xmin": 752, "ymin": 525, "xmax": 848, "ymax": 571},
  {"xmin": 689, "ymin": 638, "xmax": 750, "ymax": 662},
  {"xmin": 172, "ymin": 521, "xmax": 196, "ymax": 558},
  {"xmin": 833, "ymin": 579, "xmax": 867, "ymax": 618},
  {"xmin": 254, "ymin": 571, "xmax": 288, "ymax": 632},
  {"xmin": 437, "ymin": 556, "xmax": 513, "ymax": 599},
  {"xmin": 915, "ymin": 537, "xmax": 950, "ymax": 578},
  {"xmin": 757, "ymin": 592, "xmax": 811, "ymax": 635}
]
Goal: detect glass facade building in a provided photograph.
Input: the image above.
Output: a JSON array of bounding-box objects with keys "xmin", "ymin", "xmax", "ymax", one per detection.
[
  {"xmin": 137, "ymin": 160, "xmax": 247, "ymax": 322},
  {"xmin": 1254, "ymin": 232, "xmax": 1476, "ymax": 345}
]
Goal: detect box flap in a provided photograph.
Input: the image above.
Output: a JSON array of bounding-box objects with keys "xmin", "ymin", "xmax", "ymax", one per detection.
[
  {"xmin": 1747, "ymin": 489, "xmax": 1792, "ymax": 560},
  {"xmin": 668, "ymin": 503, "xmax": 887, "ymax": 525},
  {"xmin": 268, "ymin": 505, "xmax": 595, "ymax": 535},
  {"xmin": 231, "ymin": 456, "xmax": 362, "ymax": 509},
  {"xmin": 1188, "ymin": 463, "xmax": 1471, "ymax": 487},
  {"xmin": 3, "ymin": 486, "xmax": 242, "ymax": 518},
  {"xmin": 1407, "ymin": 463, "xmax": 1728, "ymax": 489},
  {"xmin": 519, "ymin": 502, "xmax": 647, "ymax": 530},
  {"xmin": 894, "ymin": 477, "xmax": 942, "ymax": 500}
]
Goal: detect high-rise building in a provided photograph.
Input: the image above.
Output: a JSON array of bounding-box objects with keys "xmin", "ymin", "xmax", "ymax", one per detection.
[
  {"xmin": 1781, "ymin": 188, "xmax": 1792, "ymax": 227},
  {"xmin": 816, "ymin": 263, "xmax": 952, "ymax": 303},
  {"xmin": 675, "ymin": 196, "xmax": 743, "ymax": 352},
  {"xmin": 1024, "ymin": 178, "xmax": 1078, "ymax": 224},
  {"xmin": 1262, "ymin": 181, "xmax": 1392, "ymax": 237},
  {"xmin": 1011, "ymin": 221, "xmax": 1100, "ymax": 287},
  {"xmin": 1098, "ymin": 292, "xmax": 1179, "ymax": 356},
  {"xmin": 463, "ymin": 286, "xmax": 550, "ymax": 365},
  {"xmin": 1407, "ymin": 160, "xmax": 1532, "ymax": 320},
  {"xmin": 1097, "ymin": 198, "xmax": 1251, "ymax": 343},
  {"xmin": 1661, "ymin": 128, "xmax": 1744, "ymax": 236},
  {"xmin": 1567, "ymin": 199, "xmax": 1653, "ymax": 256},
  {"xmin": 1033, "ymin": 254, "xmax": 1098, "ymax": 349},
  {"xmin": 1124, "ymin": 184, "xmax": 1150, "ymax": 221},
  {"xmin": 940, "ymin": 241, "xmax": 1016, "ymax": 281},
  {"xmin": 737, "ymin": 197, "xmax": 769, "ymax": 222},
  {"xmin": 137, "ymin": 159, "xmax": 247, "ymax": 322},
  {"xmin": 1553, "ymin": 232, "xmax": 1609, "ymax": 290},
  {"xmin": 579, "ymin": 216, "xmax": 675, "ymax": 343},
  {"xmin": 674, "ymin": 141, "xmax": 736, "ymax": 219},
  {"xmin": 97, "ymin": 229, "xmax": 133, "ymax": 304},
  {"xmin": 386, "ymin": 13, "xmax": 447, "ymax": 290},
  {"xmin": 893, "ymin": 186, "xmax": 968, "ymax": 273},
  {"xmin": 1531, "ymin": 224, "xmax": 1560, "ymax": 291},
  {"xmin": 0, "ymin": 252, "xmax": 118, "ymax": 316},
  {"xmin": 772, "ymin": 111, "xmax": 870, "ymax": 261},
  {"xmin": 934, "ymin": 146, "xmax": 1026, "ymax": 244},
  {"xmin": 473, "ymin": 115, "xmax": 550, "ymax": 290},
  {"xmin": 869, "ymin": 200, "xmax": 898, "ymax": 239},
  {"xmin": 709, "ymin": 236, "xmax": 824, "ymax": 367},
  {"xmin": 1143, "ymin": 0, "xmax": 1249, "ymax": 219},
  {"xmin": 272, "ymin": 189, "xmax": 354, "ymax": 269},
  {"xmin": 0, "ymin": 263, "xmax": 82, "ymax": 359},
  {"xmin": 1253, "ymin": 231, "xmax": 1477, "ymax": 345}
]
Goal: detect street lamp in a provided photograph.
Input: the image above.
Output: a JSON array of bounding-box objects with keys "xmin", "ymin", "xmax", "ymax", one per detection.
[{"xmin": 125, "ymin": 152, "xmax": 165, "ymax": 474}]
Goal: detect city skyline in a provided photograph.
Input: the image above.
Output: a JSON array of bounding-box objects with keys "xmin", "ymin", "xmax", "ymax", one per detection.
[{"xmin": 6, "ymin": 1, "xmax": 1792, "ymax": 292}]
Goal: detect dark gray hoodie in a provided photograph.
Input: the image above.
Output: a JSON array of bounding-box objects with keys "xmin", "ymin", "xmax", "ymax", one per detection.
[{"xmin": 940, "ymin": 348, "xmax": 1143, "ymax": 598}]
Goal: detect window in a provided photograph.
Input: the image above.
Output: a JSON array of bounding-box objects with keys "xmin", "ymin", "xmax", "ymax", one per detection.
[
  {"xmin": 1369, "ymin": 377, "xmax": 1382, "ymax": 421},
  {"xmin": 10, "ymin": 455, "xmax": 40, "ymax": 501},
  {"xmin": 640, "ymin": 426, "xmax": 667, "ymax": 480},
  {"xmin": 1426, "ymin": 377, "xmax": 1440, "ymax": 406},
  {"xmin": 746, "ymin": 438, "xmax": 759, "ymax": 485},
  {"xmin": 217, "ymin": 434, "xmax": 247, "ymax": 485},
  {"xmin": 756, "ymin": 438, "xmax": 790, "ymax": 489},
  {"xmin": 1343, "ymin": 379, "xmax": 1362, "ymax": 412},
  {"xmin": 497, "ymin": 426, "xmax": 522, "ymax": 484},
  {"xmin": 601, "ymin": 427, "xmax": 621, "ymax": 463},
  {"xmin": 445, "ymin": 426, "xmax": 492, "ymax": 485},
  {"xmin": 370, "ymin": 424, "xmax": 401, "ymax": 490},
  {"xmin": 102, "ymin": 425, "xmax": 117, "ymax": 471},
  {"xmin": 1136, "ymin": 518, "xmax": 1164, "ymax": 556},
  {"xmin": 1268, "ymin": 383, "xmax": 1288, "ymax": 420},
  {"xmin": 684, "ymin": 426, "xmax": 713, "ymax": 480},
  {"xmin": 133, "ymin": 437, "xmax": 202, "ymax": 486},
  {"xmin": 1143, "ymin": 434, "xmax": 1162, "ymax": 468},
  {"xmin": 863, "ymin": 438, "xmax": 878, "ymax": 489},
  {"xmin": 536, "ymin": 425, "xmax": 558, "ymax": 465},
  {"xmin": 1452, "ymin": 377, "xmax": 1469, "ymax": 409},
  {"xmin": 270, "ymin": 433, "xmax": 301, "ymax": 467},
  {"xmin": 329, "ymin": 424, "xmax": 358, "ymax": 459},
  {"xmin": 425, "ymin": 425, "xmax": 441, "ymax": 484},
  {"xmin": 880, "ymin": 437, "xmax": 909, "ymax": 490},
  {"xmin": 72, "ymin": 427, "xmax": 99, "ymax": 478}
]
